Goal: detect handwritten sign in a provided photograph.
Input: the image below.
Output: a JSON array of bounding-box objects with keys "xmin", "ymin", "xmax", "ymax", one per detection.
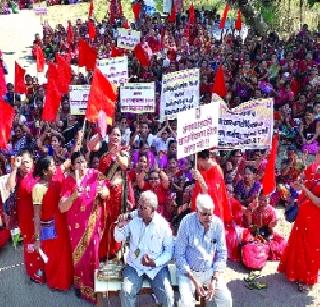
[
  {"xmin": 176, "ymin": 102, "xmax": 219, "ymax": 159},
  {"xmin": 218, "ymin": 98, "xmax": 273, "ymax": 149},
  {"xmin": 97, "ymin": 56, "xmax": 129, "ymax": 86},
  {"xmin": 120, "ymin": 83, "xmax": 155, "ymax": 113},
  {"xmin": 33, "ymin": 5, "xmax": 48, "ymax": 15},
  {"xmin": 117, "ymin": 28, "xmax": 141, "ymax": 50},
  {"xmin": 69, "ymin": 85, "xmax": 90, "ymax": 116},
  {"xmin": 160, "ymin": 69, "xmax": 199, "ymax": 121}
]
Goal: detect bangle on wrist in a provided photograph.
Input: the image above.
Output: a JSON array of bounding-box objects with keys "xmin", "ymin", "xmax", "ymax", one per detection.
[{"xmin": 34, "ymin": 234, "xmax": 39, "ymax": 241}]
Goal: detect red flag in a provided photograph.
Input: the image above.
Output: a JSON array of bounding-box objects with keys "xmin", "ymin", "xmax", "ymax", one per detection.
[
  {"xmin": 14, "ymin": 62, "xmax": 27, "ymax": 94},
  {"xmin": 132, "ymin": 2, "xmax": 141, "ymax": 21},
  {"xmin": 78, "ymin": 39, "xmax": 97, "ymax": 71},
  {"xmin": 88, "ymin": 0, "xmax": 94, "ymax": 17},
  {"xmin": 0, "ymin": 66, "xmax": 6, "ymax": 98},
  {"xmin": 36, "ymin": 46, "xmax": 45, "ymax": 72},
  {"xmin": 212, "ymin": 65, "xmax": 227, "ymax": 98},
  {"xmin": 111, "ymin": 47, "xmax": 124, "ymax": 57},
  {"xmin": 235, "ymin": 9, "xmax": 242, "ymax": 31},
  {"xmin": 262, "ymin": 135, "xmax": 279, "ymax": 195},
  {"xmin": 134, "ymin": 44, "xmax": 150, "ymax": 67},
  {"xmin": 0, "ymin": 100, "xmax": 15, "ymax": 149},
  {"xmin": 123, "ymin": 19, "xmax": 130, "ymax": 29},
  {"xmin": 56, "ymin": 54, "xmax": 71, "ymax": 95},
  {"xmin": 184, "ymin": 23, "xmax": 190, "ymax": 41},
  {"xmin": 167, "ymin": 4, "xmax": 176, "ymax": 23},
  {"xmin": 88, "ymin": 20, "xmax": 96, "ymax": 40},
  {"xmin": 189, "ymin": 3, "xmax": 195, "ymax": 24},
  {"xmin": 86, "ymin": 68, "xmax": 117, "ymax": 122},
  {"xmin": 67, "ymin": 21, "xmax": 74, "ymax": 44},
  {"xmin": 219, "ymin": 3, "xmax": 230, "ymax": 29},
  {"xmin": 42, "ymin": 63, "xmax": 61, "ymax": 122}
]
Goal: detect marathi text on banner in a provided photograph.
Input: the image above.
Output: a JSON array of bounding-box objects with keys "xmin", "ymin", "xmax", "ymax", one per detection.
[
  {"xmin": 160, "ymin": 69, "xmax": 200, "ymax": 121},
  {"xmin": 117, "ymin": 29, "xmax": 141, "ymax": 50},
  {"xmin": 176, "ymin": 102, "xmax": 219, "ymax": 159},
  {"xmin": 120, "ymin": 83, "xmax": 155, "ymax": 113},
  {"xmin": 218, "ymin": 98, "xmax": 273, "ymax": 149},
  {"xmin": 97, "ymin": 56, "xmax": 129, "ymax": 86},
  {"xmin": 69, "ymin": 85, "xmax": 90, "ymax": 116}
]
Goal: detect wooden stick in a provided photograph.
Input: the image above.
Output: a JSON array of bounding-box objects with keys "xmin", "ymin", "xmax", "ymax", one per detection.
[{"xmin": 194, "ymin": 153, "xmax": 198, "ymax": 170}]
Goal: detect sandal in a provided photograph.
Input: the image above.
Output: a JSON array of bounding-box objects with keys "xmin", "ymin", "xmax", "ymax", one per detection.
[
  {"xmin": 298, "ymin": 283, "xmax": 309, "ymax": 292},
  {"xmin": 254, "ymin": 281, "xmax": 268, "ymax": 290},
  {"xmin": 245, "ymin": 281, "xmax": 256, "ymax": 290},
  {"xmin": 243, "ymin": 272, "xmax": 261, "ymax": 282}
]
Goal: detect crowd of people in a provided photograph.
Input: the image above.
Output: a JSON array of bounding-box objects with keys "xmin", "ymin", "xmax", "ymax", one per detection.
[{"xmin": 0, "ymin": 1, "xmax": 320, "ymax": 305}]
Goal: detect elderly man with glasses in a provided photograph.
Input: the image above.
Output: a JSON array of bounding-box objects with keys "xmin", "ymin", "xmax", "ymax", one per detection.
[
  {"xmin": 175, "ymin": 194, "xmax": 232, "ymax": 307},
  {"xmin": 114, "ymin": 190, "xmax": 174, "ymax": 307}
]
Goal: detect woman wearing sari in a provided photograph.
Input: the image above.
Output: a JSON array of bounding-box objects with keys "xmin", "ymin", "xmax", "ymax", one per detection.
[
  {"xmin": 278, "ymin": 149, "xmax": 320, "ymax": 292},
  {"xmin": 32, "ymin": 156, "xmax": 73, "ymax": 291},
  {"xmin": 59, "ymin": 151, "xmax": 109, "ymax": 303},
  {"xmin": 97, "ymin": 126, "xmax": 132, "ymax": 260}
]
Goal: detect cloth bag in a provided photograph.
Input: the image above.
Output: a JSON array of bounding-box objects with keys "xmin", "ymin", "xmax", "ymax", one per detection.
[{"xmin": 242, "ymin": 238, "xmax": 269, "ymax": 270}]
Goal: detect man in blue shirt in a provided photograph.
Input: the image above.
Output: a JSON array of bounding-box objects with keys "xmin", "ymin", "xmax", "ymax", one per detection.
[{"xmin": 175, "ymin": 194, "xmax": 232, "ymax": 307}]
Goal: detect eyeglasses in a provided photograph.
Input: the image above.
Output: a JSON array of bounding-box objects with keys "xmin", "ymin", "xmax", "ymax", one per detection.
[{"xmin": 199, "ymin": 212, "xmax": 213, "ymax": 217}]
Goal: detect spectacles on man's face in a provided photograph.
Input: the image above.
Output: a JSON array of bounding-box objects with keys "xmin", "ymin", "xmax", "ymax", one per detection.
[{"xmin": 199, "ymin": 211, "xmax": 213, "ymax": 217}]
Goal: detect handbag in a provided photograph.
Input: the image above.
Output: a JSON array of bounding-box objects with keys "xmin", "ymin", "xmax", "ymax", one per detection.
[
  {"xmin": 3, "ymin": 191, "xmax": 17, "ymax": 230},
  {"xmin": 39, "ymin": 220, "xmax": 57, "ymax": 241}
]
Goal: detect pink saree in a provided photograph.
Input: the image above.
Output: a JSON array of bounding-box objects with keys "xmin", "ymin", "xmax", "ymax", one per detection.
[{"xmin": 62, "ymin": 169, "xmax": 104, "ymax": 303}]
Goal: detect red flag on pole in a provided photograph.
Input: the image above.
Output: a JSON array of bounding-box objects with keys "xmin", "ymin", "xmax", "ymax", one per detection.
[
  {"xmin": 262, "ymin": 135, "xmax": 279, "ymax": 195},
  {"xmin": 189, "ymin": 3, "xmax": 195, "ymax": 24},
  {"xmin": 42, "ymin": 63, "xmax": 61, "ymax": 122},
  {"xmin": 132, "ymin": 2, "xmax": 141, "ymax": 21},
  {"xmin": 134, "ymin": 44, "xmax": 150, "ymax": 67},
  {"xmin": 0, "ymin": 100, "xmax": 15, "ymax": 149},
  {"xmin": 66, "ymin": 21, "xmax": 74, "ymax": 44},
  {"xmin": 212, "ymin": 65, "xmax": 227, "ymax": 98},
  {"xmin": 219, "ymin": 3, "xmax": 231, "ymax": 29},
  {"xmin": 56, "ymin": 54, "xmax": 71, "ymax": 95},
  {"xmin": 14, "ymin": 62, "xmax": 27, "ymax": 94},
  {"xmin": 235, "ymin": 9, "xmax": 242, "ymax": 31},
  {"xmin": 78, "ymin": 39, "xmax": 97, "ymax": 71},
  {"xmin": 88, "ymin": 20, "xmax": 96, "ymax": 40},
  {"xmin": 167, "ymin": 4, "xmax": 176, "ymax": 23},
  {"xmin": 36, "ymin": 46, "xmax": 45, "ymax": 72},
  {"xmin": 88, "ymin": 0, "xmax": 94, "ymax": 17},
  {"xmin": 111, "ymin": 47, "xmax": 124, "ymax": 57},
  {"xmin": 86, "ymin": 68, "xmax": 117, "ymax": 122}
]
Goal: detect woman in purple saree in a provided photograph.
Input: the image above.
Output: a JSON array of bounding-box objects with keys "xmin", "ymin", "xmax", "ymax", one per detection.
[{"xmin": 59, "ymin": 151, "xmax": 109, "ymax": 303}]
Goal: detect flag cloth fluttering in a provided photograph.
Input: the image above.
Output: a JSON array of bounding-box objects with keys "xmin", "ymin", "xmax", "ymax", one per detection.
[
  {"xmin": 0, "ymin": 100, "xmax": 15, "ymax": 149},
  {"xmin": 14, "ymin": 62, "xmax": 27, "ymax": 94},
  {"xmin": 78, "ymin": 39, "xmax": 98, "ymax": 71},
  {"xmin": 262, "ymin": 135, "xmax": 279, "ymax": 195},
  {"xmin": 134, "ymin": 44, "xmax": 150, "ymax": 67},
  {"xmin": 67, "ymin": 21, "xmax": 74, "ymax": 44},
  {"xmin": 167, "ymin": 4, "xmax": 176, "ymax": 23},
  {"xmin": 88, "ymin": 0, "xmax": 94, "ymax": 17},
  {"xmin": 88, "ymin": 20, "xmax": 96, "ymax": 40},
  {"xmin": 212, "ymin": 65, "xmax": 227, "ymax": 98},
  {"xmin": 235, "ymin": 9, "xmax": 242, "ymax": 31},
  {"xmin": 86, "ymin": 68, "xmax": 117, "ymax": 123},
  {"xmin": 189, "ymin": 3, "xmax": 195, "ymax": 24},
  {"xmin": 56, "ymin": 54, "xmax": 72, "ymax": 95},
  {"xmin": 219, "ymin": 3, "xmax": 231, "ymax": 29}
]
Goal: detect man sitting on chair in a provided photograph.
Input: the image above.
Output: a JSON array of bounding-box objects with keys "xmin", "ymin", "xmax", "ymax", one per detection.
[
  {"xmin": 175, "ymin": 194, "xmax": 232, "ymax": 307},
  {"xmin": 115, "ymin": 190, "xmax": 174, "ymax": 307}
]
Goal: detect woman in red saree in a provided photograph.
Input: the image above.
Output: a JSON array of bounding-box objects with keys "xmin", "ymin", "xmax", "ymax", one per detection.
[
  {"xmin": 6, "ymin": 150, "xmax": 45, "ymax": 283},
  {"xmin": 278, "ymin": 150, "xmax": 320, "ymax": 291},
  {"xmin": 97, "ymin": 127, "xmax": 132, "ymax": 259},
  {"xmin": 32, "ymin": 156, "xmax": 73, "ymax": 291},
  {"xmin": 59, "ymin": 151, "xmax": 109, "ymax": 303},
  {"xmin": 192, "ymin": 149, "xmax": 232, "ymax": 223}
]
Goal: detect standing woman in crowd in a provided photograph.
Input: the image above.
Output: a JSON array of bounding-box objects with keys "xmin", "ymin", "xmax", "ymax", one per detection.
[
  {"xmin": 59, "ymin": 151, "xmax": 110, "ymax": 303},
  {"xmin": 32, "ymin": 156, "xmax": 73, "ymax": 291},
  {"xmin": 97, "ymin": 126, "xmax": 132, "ymax": 259},
  {"xmin": 6, "ymin": 150, "xmax": 45, "ymax": 283},
  {"xmin": 278, "ymin": 148, "xmax": 320, "ymax": 291}
]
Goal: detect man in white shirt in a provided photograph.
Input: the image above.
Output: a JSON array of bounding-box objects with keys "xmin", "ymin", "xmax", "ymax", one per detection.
[{"xmin": 114, "ymin": 190, "xmax": 174, "ymax": 307}]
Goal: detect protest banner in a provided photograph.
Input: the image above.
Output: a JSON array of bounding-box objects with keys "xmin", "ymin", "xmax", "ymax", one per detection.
[
  {"xmin": 117, "ymin": 29, "xmax": 141, "ymax": 50},
  {"xmin": 120, "ymin": 83, "xmax": 155, "ymax": 113},
  {"xmin": 69, "ymin": 85, "xmax": 90, "ymax": 116},
  {"xmin": 33, "ymin": 4, "xmax": 48, "ymax": 15},
  {"xmin": 176, "ymin": 102, "xmax": 219, "ymax": 159},
  {"xmin": 160, "ymin": 68, "xmax": 199, "ymax": 121},
  {"xmin": 217, "ymin": 98, "xmax": 273, "ymax": 149},
  {"xmin": 97, "ymin": 56, "xmax": 128, "ymax": 86}
]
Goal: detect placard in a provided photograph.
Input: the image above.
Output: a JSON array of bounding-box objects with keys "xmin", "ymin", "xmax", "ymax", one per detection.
[
  {"xmin": 69, "ymin": 85, "xmax": 90, "ymax": 116},
  {"xmin": 33, "ymin": 4, "xmax": 47, "ymax": 15},
  {"xmin": 176, "ymin": 102, "xmax": 219, "ymax": 159},
  {"xmin": 120, "ymin": 83, "xmax": 155, "ymax": 113},
  {"xmin": 97, "ymin": 56, "xmax": 129, "ymax": 86},
  {"xmin": 117, "ymin": 29, "xmax": 141, "ymax": 50},
  {"xmin": 160, "ymin": 69, "xmax": 199, "ymax": 121},
  {"xmin": 218, "ymin": 98, "xmax": 273, "ymax": 149}
]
